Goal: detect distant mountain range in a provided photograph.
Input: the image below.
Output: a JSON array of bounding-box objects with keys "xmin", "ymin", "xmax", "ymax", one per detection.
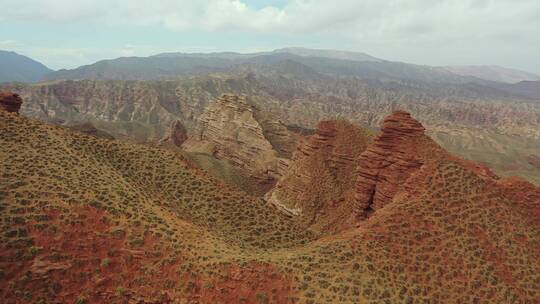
[
  {"xmin": 2, "ymin": 48, "xmax": 540, "ymax": 87},
  {"xmin": 492, "ymin": 80, "xmax": 540, "ymax": 99},
  {"xmin": 443, "ymin": 65, "xmax": 540, "ymax": 84},
  {"xmin": 152, "ymin": 47, "xmax": 382, "ymax": 62},
  {"xmin": 44, "ymin": 50, "xmax": 484, "ymax": 84},
  {"xmin": 0, "ymin": 50, "xmax": 52, "ymax": 83}
]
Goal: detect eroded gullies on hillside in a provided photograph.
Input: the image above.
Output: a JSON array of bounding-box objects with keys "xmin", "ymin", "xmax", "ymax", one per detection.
[{"xmin": 1, "ymin": 100, "xmax": 539, "ymax": 303}]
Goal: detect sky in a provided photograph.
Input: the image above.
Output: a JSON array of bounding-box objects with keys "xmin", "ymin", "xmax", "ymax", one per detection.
[{"xmin": 0, "ymin": 0, "xmax": 539, "ymax": 73}]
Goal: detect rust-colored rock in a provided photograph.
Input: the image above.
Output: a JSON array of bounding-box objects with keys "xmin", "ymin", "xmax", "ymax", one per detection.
[
  {"xmin": 0, "ymin": 91, "xmax": 22, "ymax": 113},
  {"xmin": 353, "ymin": 111, "xmax": 432, "ymax": 215},
  {"xmin": 161, "ymin": 120, "xmax": 188, "ymax": 146},
  {"xmin": 266, "ymin": 119, "xmax": 372, "ymax": 231}
]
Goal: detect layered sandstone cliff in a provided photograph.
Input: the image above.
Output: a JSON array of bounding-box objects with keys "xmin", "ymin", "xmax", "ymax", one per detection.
[
  {"xmin": 269, "ymin": 111, "xmax": 503, "ymax": 232},
  {"xmin": 266, "ymin": 119, "xmax": 373, "ymax": 230},
  {"xmin": 267, "ymin": 110, "xmax": 464, "ymax": 232},
  {"xmin": 182, "ymin": 94, "xmax": 298, "ymax": 184},
  {"xmin": 352, "ymin": 111, "xmax": 433, "ymax": 215}
]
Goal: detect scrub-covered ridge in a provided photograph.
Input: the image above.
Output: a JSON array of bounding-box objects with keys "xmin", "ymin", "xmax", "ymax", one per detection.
[{"xmin": 1, "ymin": 102, "xmax": 539, "ymax": 303}]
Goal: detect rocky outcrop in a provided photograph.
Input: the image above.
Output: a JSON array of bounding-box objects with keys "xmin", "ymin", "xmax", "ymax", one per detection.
[
  {"xmin": 182, "ymin": 94, "xmax": 297, "ymax": 184},
  {"xmin": 161, "ymin": 120, "xmax": 188, "ymax": 146},
  {"xmin": 353, "ymin": 111, "xmax": 431, "ymax": 215},
  {"xmin": 266, "ymin": 119, "xmax": 372, "ymax": 231},
  {"xmin": 0, "ymin": 92, "xmax": 22, "ymax": 114}
]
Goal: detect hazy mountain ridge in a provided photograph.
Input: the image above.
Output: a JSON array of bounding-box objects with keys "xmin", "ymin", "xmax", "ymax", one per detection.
[
  {"xmin": 491, "ymin": 80, "xmax": 540, "ymax": 99},
  {"xmin": 4, "ymin": 47, "xmax": 539, "ymax": 88},
  {"xmin": 0, "ymin": 50, "xmax": 52, "ymax": 83},
  {"xmin": 2, "ymin": 47, "xmax": 539, "ymax": 185},
  {"xmin": 41, "ymin": 48, "xmax": 522, "ymax": 86},
  {"xmin": 443, "ymin": 65, "xmax": 540, "ymax": 84}
]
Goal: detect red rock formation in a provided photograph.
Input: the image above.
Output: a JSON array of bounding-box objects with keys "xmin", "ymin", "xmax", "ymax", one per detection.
[
  {"xmin": 353, "ymin": 111, "xmax": 430, "ymax": 215},
  {"xmin": 297, "ymin": 120, "xmax": 337, "ymax": 156},
  {"xmin": 266, "ymin": 119, "xmax": 372, "ymax": 230},
  {"xmin": 162, "ymin": 120, "xmax": 188, "ymax": 146},
  {"xmin": 0, "ymin": 91, "xmax": 22, "ymax": 113}
]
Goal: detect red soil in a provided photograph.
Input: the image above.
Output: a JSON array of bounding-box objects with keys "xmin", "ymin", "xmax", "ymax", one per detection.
[
  {"xmin": 0, "ymin": 207, "xmax": 292, "ymax": 304},
  {"xmin": 189, "ymin": 263, "xmax": 294, "ymax": 304}
]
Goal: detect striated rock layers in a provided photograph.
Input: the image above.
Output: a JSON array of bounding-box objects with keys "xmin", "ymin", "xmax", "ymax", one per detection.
[
  {"xmin": 182, "ymin": 94, "xmax": 298, "ymax": 185},
  {"xmin": 3, "ymin": 80, "xmax": 209, "ymax": 143},
  {"xmin": 267, "ymin": 110, "xmax": 508, "ymax": 233},
  {"xmin": 353, "ymin": 111, "xmax": 437, "ymax": 215},
  {"xmin": 0, "ymin": 92, "xmax": 22, "ymax": 114},
  {"xmin": 266, "ymin": 119, "xmax": 373, "ymax": 231}
]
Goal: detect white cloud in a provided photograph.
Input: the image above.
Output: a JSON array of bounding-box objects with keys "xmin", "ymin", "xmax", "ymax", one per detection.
[
  {"xmin": 0, "ymin": 0, "xmax": 537, "ymax": 33},
  {"xmin": 1, "ymin": 0, "xmax": 538, "ymax": 47},
  {"xmin": 0, "ymin": 40, "xmax": 22, "ymax": 47},
  {"xmin": 1, "ymin": 0, "xmax": 539, "ymax": 71}
]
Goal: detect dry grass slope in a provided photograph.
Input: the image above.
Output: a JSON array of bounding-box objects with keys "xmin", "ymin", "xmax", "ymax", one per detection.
[
  {"xmin": 1, "ymin": 110, "xmax": 539, "ymax": 303},
  {"xmin": 0, "ymin": 110, "xmax": 313, "ymax": 303}
]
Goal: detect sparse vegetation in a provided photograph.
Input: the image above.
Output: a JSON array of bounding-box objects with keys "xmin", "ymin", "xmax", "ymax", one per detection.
[{"xmin": 0, "ymin": 108, "xmax": 538, "ymax": 303}]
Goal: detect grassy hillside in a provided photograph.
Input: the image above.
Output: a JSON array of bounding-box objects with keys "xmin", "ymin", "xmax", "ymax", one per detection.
[
  {"xmin": 0, "ymin": 110, "xmax": 314, "ymax": 303},
  {"xmin": 1, "ymin": 110, "xmax": 539, "ymax": 303},
  {"xmin": 430, "ymin": 127, "xmax": 540, "ymax": 185},
  {"xmin": 183, "ymin": 152, "xmax": 273, "ymax": 196}
]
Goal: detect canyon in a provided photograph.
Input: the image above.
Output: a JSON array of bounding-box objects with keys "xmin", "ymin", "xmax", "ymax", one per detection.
[{"xmin": 3, "ymin": 73, "xmax": 539, "ymax": 186}]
